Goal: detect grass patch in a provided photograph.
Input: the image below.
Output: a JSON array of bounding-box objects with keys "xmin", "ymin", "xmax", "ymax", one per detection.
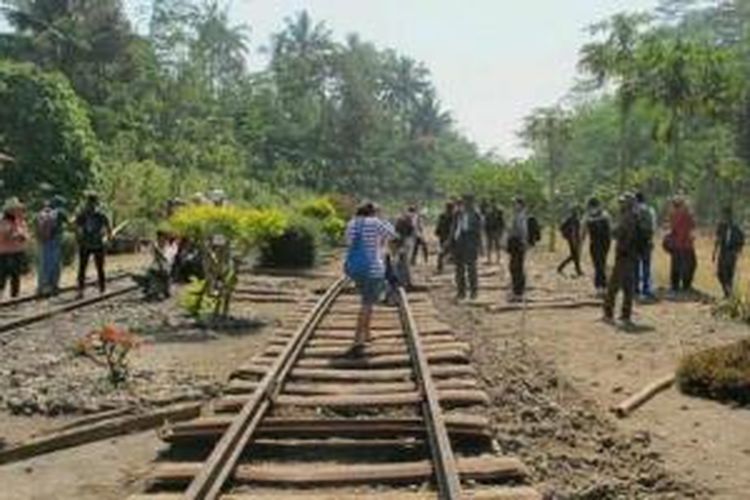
[{"xmin": 677, "ymin": 339, "xmax": 750, "ymax": 405}]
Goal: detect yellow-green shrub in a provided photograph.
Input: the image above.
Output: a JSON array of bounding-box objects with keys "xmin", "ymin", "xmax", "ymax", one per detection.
[
  {"xmin": 299, "ymin": 197, "xmax": 338, "ymax": 221},
  {"xmin": 169, "ymin": 204, "xmax": 287, "ymax": 318},
  {"xmin": 677, "ymin": 339, "xmax": 750, "ymax": 405}
]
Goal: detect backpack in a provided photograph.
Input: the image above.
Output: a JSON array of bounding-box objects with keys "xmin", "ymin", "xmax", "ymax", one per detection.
[
  {"xmin": 36, "ymin": 208, "xmax": 58, "ymax": 242},
  {"xmin": 730, "ymin": 225, "xmax": 745, "ymax": 253},
  {"xmin": 395, "ymin": 215, "xmax": 415, "ymax": 239},
  {"xmin": 527, "ymin": 216, "xmax": 541, "ymax": 247},
  {"xmin": 559, "ymin": 216, "xmax": 576, "ymax": 240},
  {"xmin": 344, "ymin": 220, "xmax": 370, "ymax": 280}
]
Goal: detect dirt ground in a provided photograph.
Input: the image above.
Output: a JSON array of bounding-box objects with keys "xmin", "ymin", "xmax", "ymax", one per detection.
[
  {"xmin": 424, "ymin": 240, "xmax": 749, "ymax": 499},
  {"xmin": 1, "ymin": 242, "xmax": 748, "ymax": 499}
]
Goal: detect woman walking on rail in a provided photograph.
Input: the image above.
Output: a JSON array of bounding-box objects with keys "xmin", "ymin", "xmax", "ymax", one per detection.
[{"xmin": 344, "ymin": 202, "xmax": 396, "ymax": 354}]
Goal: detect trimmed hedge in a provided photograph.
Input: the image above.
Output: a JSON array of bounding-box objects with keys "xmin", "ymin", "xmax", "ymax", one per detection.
[
  {"xmin": 677, "ymin": 339, "xmax": 750, "ymax": 405},
  {"xmin": 260, "ymin": 216, "xmax": 320, "ymax": 269}
]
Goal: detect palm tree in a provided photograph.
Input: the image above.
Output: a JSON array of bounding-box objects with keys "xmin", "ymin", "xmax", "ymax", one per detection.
[
  {"xmin": 578, "ymin": 12, "xmax": 650, "ymax": 190},
  {"xmin": 191, "ymin": 0, "xmax": 250, "ymax": 94}
]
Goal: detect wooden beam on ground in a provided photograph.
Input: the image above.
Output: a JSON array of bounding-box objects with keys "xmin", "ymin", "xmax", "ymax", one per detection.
[
  {"xmin": 231, "ymin": 364, "xmax": 476, "ymax": 382},
  {"xmin": 149, "ymin": 455, "xmax": 528, "ymax": 486},
  {"xmin": 487, "ymin": 300, "xmax": 601, "ymax": 314},
  {"xmin": 130, "ymin": 486, "xmax": 542, "ymax": 500},
  {"xmin": 161, "ymin": 415, "xmax": 491, "ymax": 443},
  {"xmin": 0, "ymin": 403, "xmax": 201, "ymax": 465},
  {"xmin": 611, "ymin": 374, "xmax": 676, "ymax": 418},
  {"xmin": 225, "ymin": 378, "xmax": 478, "ymax": 396}
]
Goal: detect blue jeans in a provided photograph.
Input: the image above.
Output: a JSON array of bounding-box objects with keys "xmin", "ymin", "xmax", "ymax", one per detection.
[
  {"xmin": 38, "ymin": 238, "xmax": 62, "ymax": 294},
  {"xmin": 634, "ymin": 248, "xmax": 652, "ymax": 296}
]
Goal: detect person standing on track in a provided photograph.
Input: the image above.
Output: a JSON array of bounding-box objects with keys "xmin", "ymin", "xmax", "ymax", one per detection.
[
  {"xmin": 0, "ymin": 198, "xmax": 29, "ymax": 299},
  {"xmin": 506, "ymin": 197, "xmax": 529, "ymax": 302},
  {"xmin": 435, "ymin": 201, "xmax": 455, "ymax": 273},
  {"xmin": 557, "ymin": 205, "xmax": 583, "ymax": 277},
  {"xmin": 450, "ymin": 194, "xmax": 483, "ymax": 301},
  {"xmin": 713, "ymin": 206, "xmax": 745, "ymax": 298},
  {"xmin": 75, "ymin": 193, "xmax": 112, "ymax": 298},
  {"xmin": 344, "ymin": 202, "xmax": 396, "ymax": 354},
  {"xmin": 603, "ymin": 193, "xmax": 638, "ymax": 327},
  {"xmin": 484, "ymin": 202, "xmax": 505, "ymax": 265},
  {"xmin": 581, "ymin": 197, "xmax": 612, "ymax": 296},
  {"xmin": 36, "ymin": 195, "xmax": 67, "ymax": 296}
]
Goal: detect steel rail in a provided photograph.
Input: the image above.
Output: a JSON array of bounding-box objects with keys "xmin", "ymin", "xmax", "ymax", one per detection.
[
  {"xmin": 0, "ymin": 272, "xmax": 132, "ymax": 310},
  {"xmin": 398, "ymin": 286, "xmax": 463, "ymax": 499},
  {"xmin": 183, "ymin": 276, "xmax": 348, "ymax": 500},
  {"xmin": 0, "ymin": 284, "xmax": 139, "ymax": 334}
]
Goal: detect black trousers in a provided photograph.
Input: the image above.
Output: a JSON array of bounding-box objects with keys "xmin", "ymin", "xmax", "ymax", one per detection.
[
  {"xmin": 604, "ymin": 256, "xmax": 635, "ymax": 320},
  {"xmin": 411, "ymin": 236, "xmax": 429, "ymax": 265},
  {"xmin": 670, "ymin": 248, "xmax": 696, "ymax": 291},
  {"xmin": 590, "ymin": 241, "xmax": 610, "ymax": 289},
  {"xmin": 78, "ymin": 247, "xmax": 106, "ymax": 292},
  {"xmin": 717, "ymin": 251, "xmax": 738, "ymax": 298},
  {"xmin": 485, "ymin": 231, "xmax": 502, "ymax": 263},
  {"xmin": 508, "ymin": 239, "xmax": 526, "ymax": 296},
  {"xmin": 454, "ymin": 244, "xmax": 478, "ymax": 298},
  {"xmin": 558, "ymin": 237, "xmax": 583, "ymax": 275},
  {"xmin": 0, "ymin": 252, "xmax": 24, "ymax": 298}
]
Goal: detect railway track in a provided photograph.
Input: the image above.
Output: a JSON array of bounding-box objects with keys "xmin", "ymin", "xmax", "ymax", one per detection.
[
  {"xmin": 131, "ymin": 279, "xmax": 539, "ymax": 500},
  {"xmin": 0, "ymin": 273, "xmax": 138, "ymax": 335}
]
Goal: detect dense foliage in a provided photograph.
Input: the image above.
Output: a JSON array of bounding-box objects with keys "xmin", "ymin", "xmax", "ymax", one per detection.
[
  {"xmin": 0, "ymin": 60, "xmax": 99, "ymax": 203},
  {"xmin": 678, "ymin": 338, "xmax": 750, "ymax": 406},
  {"xmin": 524, "ymin": 0, "xmax": 750, "ymax": 223},
  {"xmin": 0, "ymin": 0, "xmax": 479, "ymax": 232}
]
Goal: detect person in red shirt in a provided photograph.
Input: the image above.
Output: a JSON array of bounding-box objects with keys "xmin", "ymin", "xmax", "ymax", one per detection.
[
  {"xmin": 667, "ymin": 196, "xmax": 696, "ymax": 293},
  {"xmin": 0, "ymin": 198, "xmax": 29, "ymax": 299}
]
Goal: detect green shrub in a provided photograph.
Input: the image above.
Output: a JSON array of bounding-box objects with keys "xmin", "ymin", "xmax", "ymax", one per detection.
[
  {"xmin": 677, "ymin": 339, "xmax": 750, "ymax": 405},
  {"xmin": 300, "ymin": 197, "xmax": 338, "ymax": 220},
  {"xmin": 260, "ymin": 216, "xmax": 320, "ymax": 269},
  {"xmin": 322, "ymin": 216, "xmax": 346, "ymax": 245},
  {"xmin": 179, "ymin": 278, "xmax": 217, "ymax": 318}
]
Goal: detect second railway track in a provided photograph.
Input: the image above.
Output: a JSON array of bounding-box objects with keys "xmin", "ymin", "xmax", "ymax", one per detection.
[
  {"xmin": 131, "ymin": 278, "xmax": 540, "ymax": 500},
  {"xmin": 0, "ymin": 272, "xmax": 138, "ymax": 335}
]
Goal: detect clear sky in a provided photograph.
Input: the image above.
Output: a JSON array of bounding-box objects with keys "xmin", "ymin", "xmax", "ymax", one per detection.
[{"xmin": 6, "ymin": 0, "xmax": 661, "ymax": 156}]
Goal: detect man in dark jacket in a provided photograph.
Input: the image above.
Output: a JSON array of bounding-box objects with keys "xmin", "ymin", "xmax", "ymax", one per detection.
[
  {"xmin": 603, "ymin": 193, "xmax": 638, "ymax": 326},
  {"xmin": 75, "ymin": 193, "xmax": 112, "ymax": 298},
  {"xmin": 582, "ymin": 197, "xmax": 611, "ymax": 295},
  {"xmin": 451, "ymin": 195, "xmax": 483, "ymax": 300},
  {"xmin": 713, "ymin": 206, "xmax": 744, "ymax": 298},
  {"xmin": 557, "ymin": 206, "xmax": 583, "ymax": 277},
  {"xmin": 435, "ymin": 201, "xmax": 454, "ymax": 273},
  {"xmin": 484, "ymin": 203, "xmax": 505, "ymax": 265}
]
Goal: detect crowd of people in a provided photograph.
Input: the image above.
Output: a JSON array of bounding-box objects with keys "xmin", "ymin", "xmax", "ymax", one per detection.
[{"xmin": 344, "ymin": 193, "xmax": 745, "ymax": 345}]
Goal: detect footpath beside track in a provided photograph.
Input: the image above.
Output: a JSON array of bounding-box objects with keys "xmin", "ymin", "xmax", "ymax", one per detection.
[{"xmin": 131, "ymin": 279, "xmax": 540, "ymax": 499}]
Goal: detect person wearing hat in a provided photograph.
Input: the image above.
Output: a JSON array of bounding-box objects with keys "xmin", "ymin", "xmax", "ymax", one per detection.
[
  {"xmin": 557, "ymin": 205, "xmax": 584, "ymax": 277},
  {"xmin": 74, "ymin": 193, "xmax": 112, "ymax": 298},
  {"xmin": 0, "ymin": 198, "xmax": 29, "ymax": 299},
  {"xmin": 667, "ymin": 195, "xmax": 696, "ymax": 294},
  {"xmin": 603, "ymin": 193, "xmax": 639, "ymax": 326},
  {"xmin": 36, "ymin": 195, "xmax": 68, "ymax": 296},
  {"xmin": 506, "ymin": 197, "xmax": 529, "ymax": 301},
  {"xmin": 450, "ymin": 194, "xmax": 483, "ymax": 300}
]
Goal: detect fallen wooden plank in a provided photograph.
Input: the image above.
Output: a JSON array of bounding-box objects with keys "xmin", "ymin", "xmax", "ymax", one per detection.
[
  {"xmin": 251, "ymin": 349, "xmax": 469, "ymax": 370},
  {"xmin": 226, "ymin": 378, "xmax": 478, "ymax": 396},
  {"xmin": 214, "ymin": 389, "xmax": 488, "ymax": 412},
  {"xmin": 268, "ymin": 334, "xmax": 458, "ymax": 348},
  {"xmin": 0, "ymin": 403, "xmax": 202, "ymax": 465},
  {"xmin": 161, "ymin": 415, "xmax": 491, "ymax": 443},
  {"xmin": 263, "ymin": 341, "xmax": 469, "ymax": 359},
  {"xmin": 231, "ymin": 364, "xmax": 476, "ymax": 382},
  {"xmin": 149, "ymin": 455, "xmax": 528, "ymax": 486},
  {"xmin": 611, "ymin": 374, "xmax": 676, "ymax": 418},
  {"xmin": 130, "ymin": 486, "xmax": 542, "ymax": 500},
  {"xmin": 36, "ymin": 406, "xmax": 136, "ymax": 436}
]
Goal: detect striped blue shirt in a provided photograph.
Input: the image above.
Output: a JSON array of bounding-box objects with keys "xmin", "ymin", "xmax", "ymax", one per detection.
[{"xmin": 345, "ymin": 216, "xmax": 396, "ymax": 278}]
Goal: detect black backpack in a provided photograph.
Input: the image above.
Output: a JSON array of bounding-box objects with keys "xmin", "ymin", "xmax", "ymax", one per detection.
[{"xmin": 527, "ymin": 216, "xmax": 542, "ymax": 247}]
